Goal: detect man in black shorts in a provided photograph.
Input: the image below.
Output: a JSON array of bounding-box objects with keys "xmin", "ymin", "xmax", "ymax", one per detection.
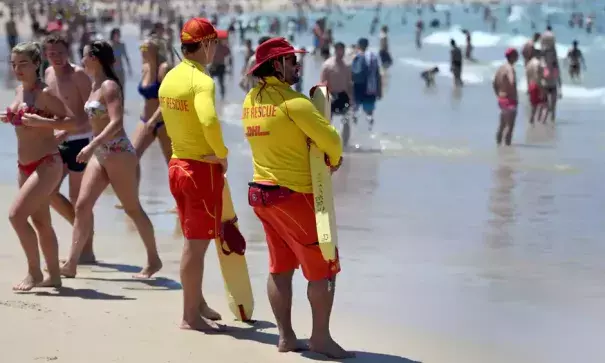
[
  {"xmin": 44, "ymin": 34, "xmax": 97, "ymax": 263},
  {"xmin": 320, "ymin": 42, "xmax": 354, "ymax": 147}
]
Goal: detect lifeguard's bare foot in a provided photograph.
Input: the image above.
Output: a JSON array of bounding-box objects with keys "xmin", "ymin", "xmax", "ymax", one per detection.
[
  {"xmin": 309, "ymin": 337, "xmax": 355, "ymax": 359},
  {"xmin": 278, "ymin": 332, "xmax": 308, "ymax": 352},
  {"xmin": 12, "ymin": 273, "xmax": 43, "ymax": 291},
  {"xmin": 200, "ymin": 304, "xmax": 222, "ymax": 321},
  {"xmin": 180, "ymin": 316, "xmax": 225, "ymax": 333},
  {"xmin": 59, "ymin": 262, "xmax": 77, "ymax": 278},
  {"xmin": 133, "ymin": 258, "xmax": 162, "ymax": 279}
]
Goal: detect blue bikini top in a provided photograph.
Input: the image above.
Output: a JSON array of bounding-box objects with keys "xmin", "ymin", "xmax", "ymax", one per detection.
[{"xmin": 138, "ymin": 80, "xmax": 161, "ymax": 100}]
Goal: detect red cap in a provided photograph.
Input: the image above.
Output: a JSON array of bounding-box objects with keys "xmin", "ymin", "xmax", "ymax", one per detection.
[
  {"xmin": 46, "ymin": 20, "xmax": 63, "ymax": 33},
  {"xmin": 180, "ymin": 17, "xmax": 217, "ymax": 44},
  {"xmin": 505, "ymin": 47, "xmax": 518, "ymax": 57},
  {"xmin": 216, "ymin": 30, "xmax": 229, "ymax": 40},
  {"xmin": 247, "ymin": 37, "xmax": 307, "ymax": 75}
]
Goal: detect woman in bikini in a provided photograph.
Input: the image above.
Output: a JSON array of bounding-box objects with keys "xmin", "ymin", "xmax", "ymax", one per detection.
[
  {"xmin": 58, "ymin": 40, "xmax": 162, "ymax": 278},
  {"xmin": 3, "ymin": 42, "xmax": 69, "ymax": 291},
  {"xmin": 131, "ymin": 38, "xmax": 171, "ymax": 162}
]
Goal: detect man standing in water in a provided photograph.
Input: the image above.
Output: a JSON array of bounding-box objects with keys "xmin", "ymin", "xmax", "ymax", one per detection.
[
  {"xmin": 321, "ymin": 42, "xmax": 353, "ymax": 147},
  {"xmin": 209, "ymin": 30, "xmax": 231, "ymax": 101},
  {"xmin": 492, "ymin": 48, "xmax": 519, "ymax": 146},
  {"xmin": 450, "ymin": 39, "xmax": 463, "ymax": 87},
  {"xmin": 351, "ymin": 37, "xmax": 381, "ymax": 130},
  {"xmin": 378, "ymin": 25, "xmax": 392, "ymax": 69},
  {"xmin": 243, "ymin": 37, "xmax": 351, "ymax": 359},
  {"xmin": 159, "ymin": 17, "xmax": 226, "ymax": 332},
  {"xmin": 566, "ymin": 40, "xmax": 586, "ymax": 82},
  {"xmin": 43, "ymin": 34, "xmax": 96, "ymax": 263},
  {"xmin": 522, "ymin": 33, "xmax": 541, "ymax": 64}
]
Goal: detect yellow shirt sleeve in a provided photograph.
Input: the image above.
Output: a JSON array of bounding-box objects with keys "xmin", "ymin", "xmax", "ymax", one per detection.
[
  {"xmin": 286, "ymin": 96, "xmax": 343, "ymax": 166},
  {"xmin": 193, "ymin": 81, "xmax": 229, "ymax": 159}
]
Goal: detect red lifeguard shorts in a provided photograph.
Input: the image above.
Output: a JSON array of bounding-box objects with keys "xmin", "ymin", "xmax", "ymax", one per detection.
[
  {"xmin": 168, "ymin": 158, "xmax": 224, "ymax": 240},
  {"xmin": 253, "ymin": 192, "xmax": 340, "ymax": 281}
]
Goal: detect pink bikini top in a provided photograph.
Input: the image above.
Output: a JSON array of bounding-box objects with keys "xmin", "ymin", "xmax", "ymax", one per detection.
[{"xmin": 4, "ymin": 106, "xmax": 53, "ymax": 126}]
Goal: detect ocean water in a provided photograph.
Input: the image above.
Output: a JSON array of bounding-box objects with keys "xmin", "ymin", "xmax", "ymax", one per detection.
[{"xmin": 1, "ymin": 1, "xmax": 605, "ymax": 361}]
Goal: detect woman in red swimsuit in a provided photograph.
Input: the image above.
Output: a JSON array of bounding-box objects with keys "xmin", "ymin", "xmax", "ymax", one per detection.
[{"xmin": 2, "ymin": 42, "xmax": 70, "ymax": 291}]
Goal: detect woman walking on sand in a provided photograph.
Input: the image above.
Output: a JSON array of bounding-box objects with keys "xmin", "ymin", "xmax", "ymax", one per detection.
[
  {"xmin": 57, "ymin": 41, "xmax": 162, "ymax": 278},
  {"xmin": 131, "ymin": 38, "xmax": 171, "ymax": 162},
  {"xmin": 3, "ymin": 42, "xmax": 69, "ymax": 291}
]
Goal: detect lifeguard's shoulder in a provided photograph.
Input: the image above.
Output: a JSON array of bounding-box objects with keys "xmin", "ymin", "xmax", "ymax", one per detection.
[{"xmin": 190, "ymin": 68, "xmax": 214, "ymax": 93}]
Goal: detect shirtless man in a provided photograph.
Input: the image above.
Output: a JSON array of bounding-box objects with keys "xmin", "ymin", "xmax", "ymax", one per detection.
[
  {"xmin": 522, "ymin": 33, "xmax": 540, "ymax": 64},
  {"xmin": 525, "ymin": 51, "xmax": 547, "ymax": 124},
  {"xmin": 450, "ymin": 39, "xmax": 463, "ymax": 87},
  {"xmin": 566, "ymin": 40, "xmax": 585, "ymax": 81},
  {"xmin": 209, "ymin": 31, "xmax": 231, "ymax": 101},
  {"xmin": 43, "ymin": 34, "xmax": 96, "ymax": 263},
  {"xmin": 540, "ymin": 26, "xmax": 556, "ymax": 55},
  {"xmin": 378, "ymin": 26, "xmax": 392, "ymax": 69},
  {"xmin": 320, "ymin": 42, "xmax": 354, "ymax": 147},
  {"xmin": 492, "ymin": 48, "xmax": 519, "ymax": 146}
]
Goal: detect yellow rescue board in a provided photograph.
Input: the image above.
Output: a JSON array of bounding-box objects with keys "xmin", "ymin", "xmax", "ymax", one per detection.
[
  {"xmin": 215, "ymin": 178, "xmax": 254, "ymax": 321},
  {"xmin": 309, "ymin": 86, "xmax": 338, "ymax": 261}
]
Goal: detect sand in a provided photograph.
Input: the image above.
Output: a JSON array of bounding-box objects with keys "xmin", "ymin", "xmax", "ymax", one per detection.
[{"xmin": 0, "ymin": 178, "xmax": 420, "ymax": 363}]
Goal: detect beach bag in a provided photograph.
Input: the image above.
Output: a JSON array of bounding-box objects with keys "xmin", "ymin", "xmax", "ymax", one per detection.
[{"xmin": 351, "ymin": 53, "xmax": 369, "ymax": 84}]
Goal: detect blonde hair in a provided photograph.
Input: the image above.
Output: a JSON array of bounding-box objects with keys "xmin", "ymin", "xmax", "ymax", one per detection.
[
  {"xmin": 12, "ymin": 41, "xmax": 42, "ymax": 66},
  {"xmin": 143, "ymin": 37, "xmax": 168, "ymax": 64}
]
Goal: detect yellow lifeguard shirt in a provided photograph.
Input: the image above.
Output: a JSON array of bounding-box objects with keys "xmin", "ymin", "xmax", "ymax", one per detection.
[
  {"xmin": 242, "ymin": 77, "xmax": 342, "ymax": 193},
  {"xmin": 159, "ymin": 58, "xmax": 228, "ymax": 161}
]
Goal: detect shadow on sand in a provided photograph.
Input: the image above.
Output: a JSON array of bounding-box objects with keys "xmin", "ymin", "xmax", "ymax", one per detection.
[
  {"xmin": 218, "ymin": 322, "xmax": 420, "ymax": 362},
  {"xmin": 81, "ymin": 276, "xmax": 182, "ymax": 291},
  {"xmin": 23, "ymin": 287, "xmax": 135, "ymax": 301},
  {"xmin": 90, "ymin": 262, "xmax": 144, "ymax": 274}
]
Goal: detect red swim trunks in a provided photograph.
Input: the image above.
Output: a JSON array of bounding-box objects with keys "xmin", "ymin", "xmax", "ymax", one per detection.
[
  {"xmin": 252, "ymin": 192, "xmax": 340, "ymax": 281},
  {"xmin": 498, "ymin": 97, "xmax": 518, "ymax": 112},
  {"xmin": 168, "ymin": 158, "xmax": 224, "ymax": 240},
  {"xmin": 528, "ymin": 81, "xmax": 546, "ymax": 106}
]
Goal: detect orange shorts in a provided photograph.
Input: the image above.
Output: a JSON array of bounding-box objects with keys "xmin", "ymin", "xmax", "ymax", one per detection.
[
  {"xmin": 168, "ymin": 158, "xmax": 224, "ymax": 240},
  {"xmin": 253, "ymin": 192, "xmax": 340, "ymax": 281}
]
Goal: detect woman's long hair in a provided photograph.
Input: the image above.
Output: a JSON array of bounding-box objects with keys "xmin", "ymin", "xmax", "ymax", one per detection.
[{"xmin": 89, "ymin": 40, "xmax": 123, "ymax": 93}]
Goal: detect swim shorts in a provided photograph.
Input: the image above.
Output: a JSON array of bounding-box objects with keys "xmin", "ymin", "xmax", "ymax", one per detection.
[
  {"xmin": 498, "ymin": 97, "xmax": 518, "ymax": 113},
  {"xmin": 528, "ymin": 82, "xmax": 546, "ymax": 106},
  {"xmin": 253, "ymin": 192, "xmax": 341, "ymax": 281},
  {"xmin": 58, "ymin": 135, "xmax": 91, "ymax": 172},
  {"xmin": 331, "ymin": 92, "xmax": 350, "ymax": 115},
  {"xmin": 168, "ymin": 158, "xmax": 224, "ymax": 240},
  {"xmin": 353, "ymin": 83, "xmax": 377, "ymax": 114}
]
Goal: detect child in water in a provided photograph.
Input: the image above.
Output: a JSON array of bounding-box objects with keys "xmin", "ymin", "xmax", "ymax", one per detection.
[{"xmin": 421, "ymin": 67, "xmax": 439, "ymax": 87}]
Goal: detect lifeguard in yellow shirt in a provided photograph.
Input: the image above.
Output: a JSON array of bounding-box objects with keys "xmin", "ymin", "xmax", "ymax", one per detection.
[
  {"xmin": 242, "ymin": 37, "xmax": 353, "ymax": 359},
  {"xmin": 158, "ymin": 17, "xmax": 226, "ymax": 333}
]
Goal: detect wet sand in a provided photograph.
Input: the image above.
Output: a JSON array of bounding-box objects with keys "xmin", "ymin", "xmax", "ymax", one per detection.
[{"xmin": 0, "ymin": 180, "xmax": 541, "ymax": 363}]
